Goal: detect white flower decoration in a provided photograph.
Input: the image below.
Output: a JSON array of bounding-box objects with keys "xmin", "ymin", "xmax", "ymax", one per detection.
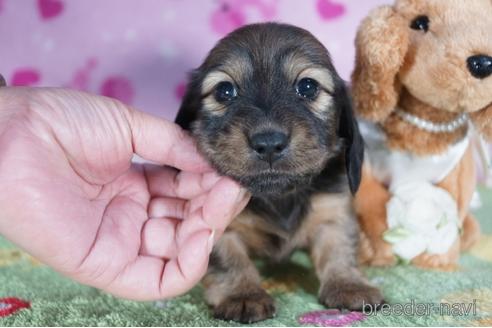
[{"xmin": 383, "ymin": 181, "xmax": 460, "ymax": 261}]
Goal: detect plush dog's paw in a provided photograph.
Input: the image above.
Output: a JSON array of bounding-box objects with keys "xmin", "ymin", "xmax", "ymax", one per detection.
[
  {"xmin": 411, "ymin": 239, "xmax": 460, "ymax": 271},
  {"xmin": 359, "ymin": 239, "xmax": 397, "ymax": 267},
  {"xmin": 319, "ymin": 280, "xmax": 384, "ymax": 311},
  {"xmin": 213, "ymin": 290, "xmax": 276, "ymax": 323},
  {"xmin": 370, "ymin": 245, "xmax": 397, "ymax": 267},
  {"xmin": 460, "ymin": 214, "xmax": 481, "ymax": 251}
]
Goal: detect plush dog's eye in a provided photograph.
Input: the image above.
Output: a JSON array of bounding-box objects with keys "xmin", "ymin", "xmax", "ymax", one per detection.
[
  {"xmin": 215, "ymin": 81, "xmax": 237, "ymax": 102},
  {"xmin": 296, "ymin": 78, "xmax": 319, "ymax": 100},
  {"xmin": 410, "ymin": 15, "xmax": 430, "ymax": 32}
]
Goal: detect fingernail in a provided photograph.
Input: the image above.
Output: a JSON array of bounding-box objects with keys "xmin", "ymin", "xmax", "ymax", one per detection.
[{"xmin": 207, "ymin": 229, "xmax": 216, "ymax": 254}]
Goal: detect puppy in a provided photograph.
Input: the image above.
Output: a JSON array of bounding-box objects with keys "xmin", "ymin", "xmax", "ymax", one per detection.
[{"xmin": 175, "ymin": 23, "xmax": 383, "ymax": 323}]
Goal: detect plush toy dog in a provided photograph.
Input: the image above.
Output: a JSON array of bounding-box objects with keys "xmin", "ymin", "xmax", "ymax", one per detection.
[{"xmin": 352, "ymin": 0, "xmax": 492, "ymax": 269}]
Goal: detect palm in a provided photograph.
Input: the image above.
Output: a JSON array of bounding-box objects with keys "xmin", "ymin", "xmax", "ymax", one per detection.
[{"xmin": 0, "ymin": 88, "xmax": 248, "ymax": 300}]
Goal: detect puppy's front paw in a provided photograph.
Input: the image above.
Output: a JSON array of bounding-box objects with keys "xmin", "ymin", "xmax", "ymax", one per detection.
[
  {"xmin": 319, "ymin": 280, "xmax": 384, "ymax": 311},
  {"xmin": 213, "ymin": 289, "xmax": 276, "ymax": 323}
]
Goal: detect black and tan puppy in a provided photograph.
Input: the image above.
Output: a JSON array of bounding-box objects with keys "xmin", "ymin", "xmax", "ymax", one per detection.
[{"xmin": 175, "ymin": 23, "xmax": 383, "ymax": 323}]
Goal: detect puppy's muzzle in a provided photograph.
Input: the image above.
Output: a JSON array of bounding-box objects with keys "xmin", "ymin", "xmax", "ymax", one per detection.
[
  {"xmin": 467, "ymin": 55, "xmax": 492, "ymax": 79},
  {"xmin": 249, "ymin": 130, "xmax": 289, "ymax": 165}
]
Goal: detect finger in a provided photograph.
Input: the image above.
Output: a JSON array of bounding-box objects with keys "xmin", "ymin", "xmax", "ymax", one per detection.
[
  {"xmin": 127, "ymin": 109, "xmax": 212, "ymax": 172},
  {"xmin": 147, "ymin": 194, "xmax": 214, "ymax": 225},
  {"xmin": 148, "ymin": 197, "xmax": 186, "ymax": 219},
  {"xmin": 175, "ymin": 178, "xmax": 247, "ymax": 242},
  {"xmin": 141, "ymin": 202, "xmax": 212, "ymax": 261},
  {"xmin": 145, "ymin": 165, "xmax": 221, "ymax": 199},
  {"xmin": 179, "ymin": 191, "xmax": 250, "ymax": 245},
  {"xmin": 140, "ymin": 218, "xmax": 178, "ymax": 258},
  {"xmin": 158, "ymin": 229, "xmax": 212, "ymax": 298},
  {"xmin": 186, "ymin": 194, "xmax": 207, "ymax": 216},
  {"xmin": 233, "ymin": 191, "xmax": 251, "ymax": 218},
  {"xmin": 102, "ymin": 230, "xmax": 212, "ymax": 301},
  {"xmin": 200, "ymin": 178, "xmax": 248, "ymax": 230}
]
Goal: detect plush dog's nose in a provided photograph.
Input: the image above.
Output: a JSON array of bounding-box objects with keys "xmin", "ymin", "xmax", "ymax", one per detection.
[
  {"xmin": 467, "ymin": 55, "xmax": 492, "ymax": 79},
  {"xmin": 250, "ymin": 131, "xmax": 289, "ymax": 163}
]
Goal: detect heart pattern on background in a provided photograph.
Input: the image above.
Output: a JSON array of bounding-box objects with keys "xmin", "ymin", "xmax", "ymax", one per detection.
[
  {"xmin": 210, "ymin": 3, "xmax": 246, "ymax": 35},
  {"xmin": 37, "ymin": 0, "xmax": 64, "ymax": 20},
  {"xmin": 210, "ymin": 0, "xmax": 278, "ymax": 35},
  {"xmin": 100, "ymin": 76, "xmax": 135, "ymax": 105},
  {"xmin": 65, "ymin": 58, "xmax": 98, "ymax": 91},
  {"xmin": 0, "ymin": 297, "xmax": 30, "ymax": 317},
  {"xmin": 174, "ymin": 82, "xmax": 187, "ymax": 100},
  {"xmin": 11, "ymin": 69, "xmax": 41, "ymax": 86},
  {"xmin": 2, "ymin": 0, "xmax": 359, "ymax": 121},
  {"xmin": 316, "ymin": 0, "xmax": 346, "ymax": 20}
]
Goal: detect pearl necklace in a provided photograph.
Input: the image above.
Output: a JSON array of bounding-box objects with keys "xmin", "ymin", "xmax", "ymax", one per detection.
[{"xmin": 395, "ymin": 109, "xmax": 469, "ymax": 133}]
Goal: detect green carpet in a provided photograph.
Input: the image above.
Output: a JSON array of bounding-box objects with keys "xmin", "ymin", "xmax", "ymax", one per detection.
[{"xmin": 1, "ymin": 188, "xmax": 492, "ymax": 327}]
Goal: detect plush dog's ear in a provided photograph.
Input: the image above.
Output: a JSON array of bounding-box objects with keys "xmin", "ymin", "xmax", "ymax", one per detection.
[
  {"xmin": 470, "ymin": 105, "xmax": 492, "ymax": 141},
  {"xmin": 351, "ymin": 5, "xmax": 410, "ymax": 122},
  {"xmin": 175, "ymin": 72, "xmax": 202, "ymax": 131},
  {"xmin": 0, "ymin": 74, "xmax": 6, "ymax": 87},
  {"xmin": 336, "ymin": 82, "xmax": 364, "ymax": 195}
]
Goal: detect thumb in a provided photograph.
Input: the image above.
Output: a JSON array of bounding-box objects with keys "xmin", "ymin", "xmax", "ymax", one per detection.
[{"xmin": 126, "ymin": 108, "xmax": 212, "ymax": 172}]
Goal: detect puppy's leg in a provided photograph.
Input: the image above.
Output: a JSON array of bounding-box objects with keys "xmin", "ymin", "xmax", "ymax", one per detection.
[
  {"xmin": 203, "ymin": 232, "xmax": 275, "ymax": 323},
  {"xmin": 461, "ymin": 214, "xmax": 480, "ymax": 251},
  {"xmin": 307, "ymin": 195, "xmax": 384, "ymax": 310},
  {"xmin": 413, "ymin": 146, "xmax": 478, "ymax": 269},
  {"xmin": 355, "ymin": 166, "xmax": 396, "ymax": 266}
]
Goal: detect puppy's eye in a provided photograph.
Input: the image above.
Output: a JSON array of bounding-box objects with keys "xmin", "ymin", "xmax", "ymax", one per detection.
[
  {"xmin": 214, "ymin": 81, "xmax": 237, "ymax": 102},
  {"xmin": 296, "ymin": 78, "xmax": 319, "ymax": 100},
  {"xmin": 410, "ymin": 15, "xmax": 430, "ymax": 32}
]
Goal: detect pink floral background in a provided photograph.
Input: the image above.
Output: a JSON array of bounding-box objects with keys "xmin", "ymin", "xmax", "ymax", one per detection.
[{"xmin": 0, "ymin": 0, "xmax": 390, "ymax": 119}]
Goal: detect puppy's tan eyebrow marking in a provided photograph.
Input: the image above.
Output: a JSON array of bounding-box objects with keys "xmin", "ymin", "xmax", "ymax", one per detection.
[
  {"xmin": 202, "ymin": 71, "xmax": 234, "ymax": 96},
  {"xmin": 283, "ymin": 53, "xmax": 313, "ymax": 80},
  {"xmin": 283, "ymin": 52, "xmax": 335, "ymax": 93},
  {"xmin": 201, "ymin": 56, "xmax": 252, "ymax": 96},
  {"xmin": 297, "ymin": 67, "xmax": 335, "ymax": 94}
]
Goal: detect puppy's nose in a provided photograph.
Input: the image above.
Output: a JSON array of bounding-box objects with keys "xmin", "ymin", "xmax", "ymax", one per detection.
[
  {"xmin": 250, "ymin": 131, "xmax": 289, "ymax": 163},
  {"xmin": 467, "ymin": 55, "xmax": 492, "ymax": 79}
]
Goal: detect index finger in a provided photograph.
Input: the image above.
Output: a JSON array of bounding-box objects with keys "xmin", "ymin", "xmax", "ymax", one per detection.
[{"xmin": 145, "ymin": 165, "xmax": 221, "ymax": 199}]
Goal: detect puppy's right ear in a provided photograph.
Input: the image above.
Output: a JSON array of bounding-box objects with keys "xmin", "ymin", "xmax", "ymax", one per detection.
[
  {"xmin": 175, "ymin": 72, "xmax": 202, "ymax": 131},
  {"xmin": 0, "ymin": 74, "xmax": 6, "ymax": 87},
  {"xmin": 351, "ymin": 6, "xmax": 410, "ymax": 123}
]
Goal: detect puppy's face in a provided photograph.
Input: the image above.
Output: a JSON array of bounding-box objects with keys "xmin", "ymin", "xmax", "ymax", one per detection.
[
  {"xmin": 177, "ymin": 23, "xmax": 362, "ymax": 196},
  {"xmin": 396, "ymin": 0, "xmax": 492, "ymax": 113}
]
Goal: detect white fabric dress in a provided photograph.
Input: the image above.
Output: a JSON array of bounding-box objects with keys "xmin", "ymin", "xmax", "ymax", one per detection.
[{"xmin": 358, "ymin": 119, "xmax": 468, "ymax": 261}]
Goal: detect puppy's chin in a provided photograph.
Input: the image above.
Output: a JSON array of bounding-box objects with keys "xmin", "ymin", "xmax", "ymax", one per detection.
[{"xmin": 235, "ymin": 172, "xmax": 313, "ymax": 197}]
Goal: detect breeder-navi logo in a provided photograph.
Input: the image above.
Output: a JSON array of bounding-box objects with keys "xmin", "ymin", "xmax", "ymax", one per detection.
[{"xmin": 363, "ymin": 300, "xmax": 478, "ymax": 317}]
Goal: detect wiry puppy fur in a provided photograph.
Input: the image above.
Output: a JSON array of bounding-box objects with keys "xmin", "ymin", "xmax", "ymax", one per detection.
[{"xmin": 176, "ymin": 23, "xmax": 383, "ymax": 323}]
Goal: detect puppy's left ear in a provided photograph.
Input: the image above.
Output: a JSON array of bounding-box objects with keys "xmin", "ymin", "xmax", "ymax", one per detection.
[
  {"xmin": 336, "ymin": 82, "xmax": 364, "ymax": 195},
  {"xmin": 175, "ymin": 72, "xmax": 202, "ymax": 131}
]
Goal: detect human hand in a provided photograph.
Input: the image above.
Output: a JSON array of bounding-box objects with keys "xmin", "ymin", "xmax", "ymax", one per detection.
[{"xmin": 0, "ymin": 87, "xmax": 249, "ymax": 300}]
